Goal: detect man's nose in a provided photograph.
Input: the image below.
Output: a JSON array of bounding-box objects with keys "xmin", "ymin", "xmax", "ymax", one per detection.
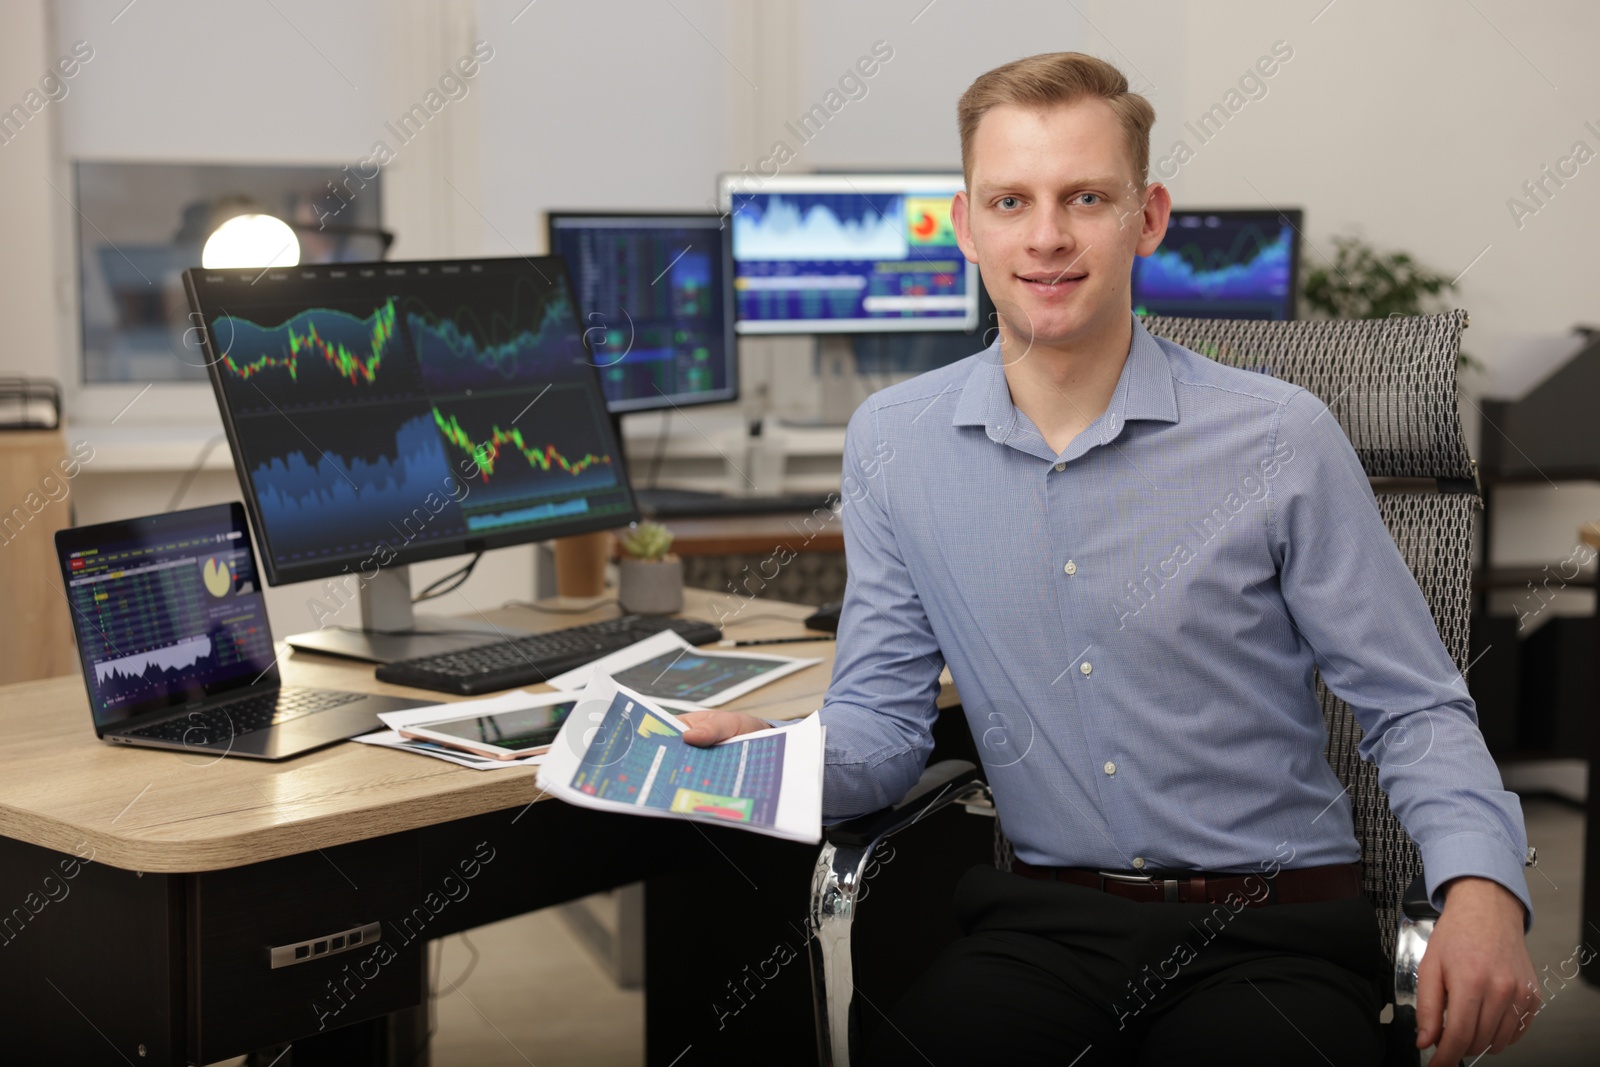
[{"xmin": 1026, "ymin": 205, "xmax": 1074, "ymax": 256}]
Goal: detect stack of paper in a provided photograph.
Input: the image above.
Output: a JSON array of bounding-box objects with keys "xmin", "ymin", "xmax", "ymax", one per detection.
[{"xmin": 352, "ymin": 690, "xmax": 571, "ymax": 771}]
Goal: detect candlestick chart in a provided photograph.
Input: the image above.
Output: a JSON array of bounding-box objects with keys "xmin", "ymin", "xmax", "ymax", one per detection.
[
  {"xmin": 210, "ymin": 297, "xmax": 422, "ymax": 413},
  {"xmin": 428, "ymin": 388, "xmax": 619, "ymax": 529}
]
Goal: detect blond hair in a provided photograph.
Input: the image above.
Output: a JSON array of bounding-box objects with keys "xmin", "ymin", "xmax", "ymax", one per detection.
[{"xmin": 957, "ymin": 52, "xmax": 1155, "ymax": 188}]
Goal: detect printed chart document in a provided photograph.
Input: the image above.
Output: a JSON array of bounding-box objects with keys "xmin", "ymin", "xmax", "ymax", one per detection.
[
  {"xmin": 538, "ymin": 674, "xmax": 823, "ymax": 843},
  {"xmin": 546, "ymin": 629, "xmax": 820, "ymax": 710}
]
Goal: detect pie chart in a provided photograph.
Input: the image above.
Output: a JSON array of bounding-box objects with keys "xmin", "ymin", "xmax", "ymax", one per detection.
[{"xmin": 201, "ymin": 557, "xmax": 233, "ymax": 598}]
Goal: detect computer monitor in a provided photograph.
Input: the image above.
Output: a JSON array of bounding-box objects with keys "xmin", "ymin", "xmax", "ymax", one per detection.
[
  {"xmin": 546, "ymin": 212, "xmax": 738, "ymax": 413},
  {"xmin": 1132, "ymin": 208, "xmax": 1302, "ymax": 320},
  {"xmin": 719, "ymin": 173, "xmax": 979, "ymax": 334},
  {"xmin": 183, "ymin": 256, "xmax": 638, "ymax": 662}
]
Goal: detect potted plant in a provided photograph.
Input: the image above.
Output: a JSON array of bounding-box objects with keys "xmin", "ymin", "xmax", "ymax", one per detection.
[
  {"xmin": 1300, "ymin": 234, "xmax": 1481, "ymax": 372},
  {"xmin": 617, "ymin": 521, "xmax": 683, "ymax": 615}
]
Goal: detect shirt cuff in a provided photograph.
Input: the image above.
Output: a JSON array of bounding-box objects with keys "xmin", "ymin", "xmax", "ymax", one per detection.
[{"xmin": 1420, "ymin": 830, "xmax": 1534, "ymax": 933}]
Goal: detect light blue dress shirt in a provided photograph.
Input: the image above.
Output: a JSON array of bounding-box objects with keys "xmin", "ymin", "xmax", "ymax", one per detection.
[{"xmin": 816, "ymin": 314, "xmax": 1531, "ymax": 922}]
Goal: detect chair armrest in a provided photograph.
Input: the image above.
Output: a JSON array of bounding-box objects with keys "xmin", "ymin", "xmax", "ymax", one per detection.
[
  {"xmin": 825, "ymin": 760, "xmax": 986, "ymax": 849},
  {"xmin": 1393, "ymin": 872, "xmax": 1438, "ymax": 1051},
  {"xmin": 1401, "ymin": 872, "xmax": 1440, "ymax": 922},
  {"xmin": 808, "ymin": 761, "xmax": 991, "ymax": 1067}
]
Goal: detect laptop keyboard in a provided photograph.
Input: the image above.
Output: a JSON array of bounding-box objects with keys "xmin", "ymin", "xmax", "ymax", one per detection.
[{"xmin": 126, "ymin": 688, "xmax": 363, "ymax": 746}]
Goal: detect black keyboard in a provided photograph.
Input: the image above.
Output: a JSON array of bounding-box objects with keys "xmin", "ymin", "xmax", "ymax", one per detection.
[
  {"xmin": 634, "ymin": 488, "xmax": 838, "ymax": 519},
  {"xmin": 374, "ymin": 615, "xmax": 724, "ymax": 695},
  {"xmin": 126, "ymin": 688, "xmax": 363, "ymax": 745}
]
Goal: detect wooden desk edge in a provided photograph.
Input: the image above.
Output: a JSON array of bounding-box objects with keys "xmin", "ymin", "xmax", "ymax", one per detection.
[{"xmin": 0, "ymin": 592, "xmax": 959, "ymax": 872}]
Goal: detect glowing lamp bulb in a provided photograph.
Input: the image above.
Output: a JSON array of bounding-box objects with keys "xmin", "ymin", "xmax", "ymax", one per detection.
[{"xmin": 201, "ymin": 213, "xmax": 301, "ymax": 269}]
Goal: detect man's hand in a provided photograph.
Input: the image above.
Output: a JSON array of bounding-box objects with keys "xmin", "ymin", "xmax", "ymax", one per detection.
[
  {"xmin": 1415, "ymin": 876, "xmax": 1539, "ymax": 1065},
  {"xmin": 677, "ymin": 710, "xmax": 771, "ymax": 747}
]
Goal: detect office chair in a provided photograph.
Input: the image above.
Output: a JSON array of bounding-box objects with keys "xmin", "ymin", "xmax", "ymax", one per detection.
[{"xmin": 806, "ymin": 310, "xmax": 1536, "ymax": 1067}]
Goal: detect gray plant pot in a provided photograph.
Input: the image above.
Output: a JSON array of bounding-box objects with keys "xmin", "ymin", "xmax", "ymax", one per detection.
[{"xmin": 617, "ymin": 557, "xmax": 684, "ymax": 616}]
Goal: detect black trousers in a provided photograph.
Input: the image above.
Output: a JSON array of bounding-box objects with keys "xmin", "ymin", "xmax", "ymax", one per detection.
[{"xmin": 865, "ymin": 864, "xmax": 1387, "ymax": 1067}]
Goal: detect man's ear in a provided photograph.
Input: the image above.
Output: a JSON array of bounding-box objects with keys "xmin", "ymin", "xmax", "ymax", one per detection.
[
  {"xmin": 952, "ymin": 189, "xmax": 980, "ymax": 265},
  {"xmin": 1135, "ymin": 182, "xmax": 1172, "ymax": 257}
]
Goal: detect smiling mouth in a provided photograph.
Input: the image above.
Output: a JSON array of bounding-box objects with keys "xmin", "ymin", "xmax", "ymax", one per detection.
[{"xmin": 1017, "ymin": 272, "xmax": 1087, "ymax": 290}]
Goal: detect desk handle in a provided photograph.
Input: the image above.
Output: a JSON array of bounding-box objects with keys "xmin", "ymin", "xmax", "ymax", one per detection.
[{"xmin": 269, "ymin": 921, "xmax": 382, "ymax": 970}]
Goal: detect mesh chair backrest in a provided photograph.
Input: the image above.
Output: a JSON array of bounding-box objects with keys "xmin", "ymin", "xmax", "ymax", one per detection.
[
  {"xmin": 1143, "ymin": 313, "xmax": 1476, "ymax": 963},
  {"xmin": 1142, "ymin": 312, "xmax": 1474, "ymax": 481}
]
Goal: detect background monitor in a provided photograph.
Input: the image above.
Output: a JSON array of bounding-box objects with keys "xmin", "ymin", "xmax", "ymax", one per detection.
[
  {"xmin": 184, "ymin": 256, "xmax": 637, "ymax": 658},
  {"xmin": 720, "ymin": 173, "xmax": 979, "ymax": 334},
  {"xmin": 546, "ymin": 212, "xmax": 738, "ymax": 413},
  {"xmin": 1132, "ymin": 208, "xmax": 1302, "ymax": 320}
]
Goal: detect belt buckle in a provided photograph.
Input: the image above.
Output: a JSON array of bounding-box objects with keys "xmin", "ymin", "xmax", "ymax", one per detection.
[{"xmin": 1097, "ymin": 869, "xmax": 1182, "ymax": 902}]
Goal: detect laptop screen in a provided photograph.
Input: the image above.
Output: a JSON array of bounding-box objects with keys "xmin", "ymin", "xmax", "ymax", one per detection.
[{"xmin": 55, "ymin": 503, "xmax": 279, "ymax": 729}]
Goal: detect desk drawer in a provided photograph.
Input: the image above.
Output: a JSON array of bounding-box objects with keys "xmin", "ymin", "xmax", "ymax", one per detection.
[{"xmin": 188, "ymin": 831, "xmax": 423, "ymax": 1063}]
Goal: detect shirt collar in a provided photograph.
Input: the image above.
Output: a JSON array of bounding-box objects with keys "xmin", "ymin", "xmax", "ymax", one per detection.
[{"xmin": 952, "ymin": 314, "xmax": 1180, "ymax": 442}]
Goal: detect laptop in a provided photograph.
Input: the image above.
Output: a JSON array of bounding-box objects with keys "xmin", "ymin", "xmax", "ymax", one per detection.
[{"xmin": 55, "ymin": 502, "xmax": 426, "ymax": 760}]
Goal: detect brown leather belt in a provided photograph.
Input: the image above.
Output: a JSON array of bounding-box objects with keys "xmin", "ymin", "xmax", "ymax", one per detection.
[{"xmin": 1011, "ymin": 859, "xmax": 1363, "ymax": 907}]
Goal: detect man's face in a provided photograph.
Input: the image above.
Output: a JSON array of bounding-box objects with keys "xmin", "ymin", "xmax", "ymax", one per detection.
[{"xmin": 953, "ymin": 99, "xmax": 1169, "ymax": 352}]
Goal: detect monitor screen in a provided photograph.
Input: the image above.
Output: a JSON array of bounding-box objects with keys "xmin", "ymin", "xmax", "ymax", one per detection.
[
  {"xmin": 56, "ymin": 503, "xmax": 278, "ymax": 728},
  {"xmin": 1132, "ymin": 208, "xmax": 1302, "ymax": 320},
  {"xmin": 720, "ymin": 173, "xmax": 979, "ymax": 334},
  {"xmin": 184, "ymin": 257, "xmax": 637, "ymax": 587},
  {"xmin": 547, "ymin": 213, "xmax": 738, "ymax": 413}
]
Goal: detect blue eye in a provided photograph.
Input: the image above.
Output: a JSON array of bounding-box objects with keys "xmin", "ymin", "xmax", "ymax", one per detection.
[
  {"xmin": 997, "ymin": 196, "xmax": 1021, "ymax": 210},
  {"xmin": 1077, "ymin": 193, "xmax": 1101, "ymax": 206}
]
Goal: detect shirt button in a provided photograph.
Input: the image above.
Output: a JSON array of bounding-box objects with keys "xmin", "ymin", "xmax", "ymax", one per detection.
[
  {"xmin": 1080, "ymin": 661, "xmax": 1092, "ymax": 676},
  {"xmin": 1132, "ymin": 856, "xmax": 1146, "ymax": 869},
  {"xmin": 1054, "ymin": 462, "xmax": 1066, "ymax": 472},
  {"xmin": 1063, "ymin": 560, "xmax": 1077, "ymax": 575},
  {"xmin": 1103, "ymin": 761, "xmax": 1116, "ymax": 775}
]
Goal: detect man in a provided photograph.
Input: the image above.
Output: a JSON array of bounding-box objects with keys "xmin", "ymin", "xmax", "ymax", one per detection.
[{"xmin": 682, "ymin": 52, "xmax": 1536, "ymax": 1065}]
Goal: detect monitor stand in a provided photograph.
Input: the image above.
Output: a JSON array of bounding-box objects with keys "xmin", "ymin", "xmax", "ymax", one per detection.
[{"xmin": 284, "ymin": 565, "xmax": 528, "ymax": 664}]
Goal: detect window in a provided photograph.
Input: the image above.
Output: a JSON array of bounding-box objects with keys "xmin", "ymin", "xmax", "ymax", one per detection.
[{"xmin": 74, "ymin": 161, "xmax": 385, "ymax": 383}]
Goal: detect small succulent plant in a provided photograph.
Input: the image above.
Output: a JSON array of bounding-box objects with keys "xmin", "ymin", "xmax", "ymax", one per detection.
[{"xmin": 620, "ymin": 521, "xmax": 675, "ymax": 562}]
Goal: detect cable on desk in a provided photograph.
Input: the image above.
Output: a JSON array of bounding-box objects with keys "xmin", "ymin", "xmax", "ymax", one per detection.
[
  {"xmin": 412, "ymin": 552, "xmax": 483, "ymax": 603},
  {"xmin": 499, "ymin": 596, "xmax": 620, "ymax": 615},
  {"xmin": 411, "ymin": 932, "xmax": 483, "ymax": 1065},
  {"xmin": 411, "ymin": 938, "xmax": 443, "ymax": 1065},
  {"xmin": 326, "ymin": 625, "xmax": 507, "ymax": 638},
  {"xmin": 165, "ymin": 432, "xmax": 228, "ymax": 512},
  {"xmin": 717, "ymin": 612, "xmax": 817, "ymax": 626},
  {"xmin": 648, "ymin": 409, "xmax": 670, "ymax": 488}
]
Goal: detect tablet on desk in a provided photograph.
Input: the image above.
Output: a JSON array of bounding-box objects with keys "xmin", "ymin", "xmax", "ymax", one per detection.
[{"xmin": 397, "ymin": 702, "xmax": 574, "ymax": 761}]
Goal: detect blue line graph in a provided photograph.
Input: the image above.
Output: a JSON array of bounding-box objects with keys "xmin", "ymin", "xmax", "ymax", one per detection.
[
  {"xmin": 1135, "ymin": 223, "xmax": 1292, "ymax": 300},
  {"xmin": 250, "ymin": 413, "xmax": 465, "ymax": 562},
  {"xmin": 732, "ymin": 193, "xmax": 908, "ymax": 261}
]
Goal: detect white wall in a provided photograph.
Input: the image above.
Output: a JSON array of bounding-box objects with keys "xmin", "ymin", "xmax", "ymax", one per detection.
[
  {"xmin": 798, "ymin": 0, "xmax": 1086, "ymax": 170},
  {"xmin": 474, "ymin": 0, "xmax": 736, "ymax": 241},
  {"xmin": 0, "ymin": 0, "xmax": 64, "ymax": 381}
]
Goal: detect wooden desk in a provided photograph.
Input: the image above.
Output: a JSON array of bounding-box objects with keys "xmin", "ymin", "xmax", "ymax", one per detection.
[
  {"xmin": 660, "ymin": 512, "xmax": 845, "ymax": 557},
  {"xmin": 0, "ymin": 590, "xmax": 957, "ymax": 1065}
]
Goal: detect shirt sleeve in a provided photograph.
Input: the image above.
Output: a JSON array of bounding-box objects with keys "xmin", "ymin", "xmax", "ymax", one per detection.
[
  {"xmin": 1268, "ymin": 388, "xmax": 1533, "ymax": 929},
  {"xmin": 814, "ymin": 403, "xmax": 946, "ymax": 821}
]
